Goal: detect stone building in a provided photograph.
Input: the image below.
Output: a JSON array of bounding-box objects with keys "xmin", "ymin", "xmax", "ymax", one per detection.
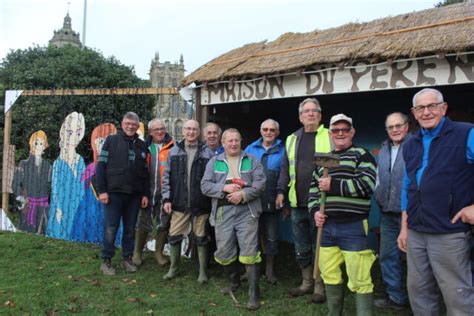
[
  {"xmin": 149, "ymin": 52, "xmax": 194, "ymax": 140},
  {"xmin": 49, "ymin": 13, "xmax": 82, "ymax": 48}
]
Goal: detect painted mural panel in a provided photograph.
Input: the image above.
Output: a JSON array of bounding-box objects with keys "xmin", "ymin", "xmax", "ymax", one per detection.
[
  {"xmin": 12, "ymin": 130, "xmax": 52, "ymax": 234},
  {"xmin": 47, "ymin": 112, "xmax": 86, "ymax": 240},
  {"xmin": 71, "ymin": 123, "xmax": 117, "ymax": 244}
]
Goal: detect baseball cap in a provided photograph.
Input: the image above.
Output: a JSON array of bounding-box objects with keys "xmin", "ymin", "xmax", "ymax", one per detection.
[{"xmin": 330, "ymin": 113, "xmax": 353, "ymax": 126}]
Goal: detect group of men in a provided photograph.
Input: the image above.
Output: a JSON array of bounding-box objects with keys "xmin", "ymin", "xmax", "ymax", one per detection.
[{"xmin": 94, "ymin": 87, "xmax": 474, "ymax": 315}]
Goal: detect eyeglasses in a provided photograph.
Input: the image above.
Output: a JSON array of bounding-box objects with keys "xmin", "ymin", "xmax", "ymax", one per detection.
[
  {"xmin": 302, "ymin": 108, "xmax": 321, "ymax": 114},
  {"xmin": 183, "ymin": 127, "xmax": 199, "ymax": 132},
  {"xmin": 330, "ymin": 128, "xmax": 352, "ymax": 134},
  {"xmin": 151, "ymin": 127, "xmax": 166, "ymax": 132},
  {"xmin": 412, "ymin": 102, "xmax": 444, "ymax": 113},
  {"xmin": 386, "ymin": 122, "xmax": 407, "ymax": 132},
  {"xmin": 261, "ymin": 128, "xmax": 277, "ymax": 133}
]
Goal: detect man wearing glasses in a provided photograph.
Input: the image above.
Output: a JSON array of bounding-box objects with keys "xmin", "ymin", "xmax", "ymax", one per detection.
[
  {"xmin": 96, "ymin": 112, "xmax": 149, "ymax": 275},
  {"xmin": 132, "ymin": 119, "xmax": 174, "ymax": 267},
  {"xmin": 162, "ymin": 119, "xmax": 213, "ymax": 283},
  {"xmin": 276, "ymin": 98, "xmax": 331, "ymax": 303},
  {"xmin": 373, "ymin": 112, "xmax": 410, "ymax": 310},
  {"xmin": 245, "ymin": 119, "xmax": 285, "ymax": 284},
  {"xmin": 397, "ymin": 88, "xmax": 474, "ymax": 315},
  {"xmin": 310, "ymin": 113, "xmax": 377, "ymax": 315}
]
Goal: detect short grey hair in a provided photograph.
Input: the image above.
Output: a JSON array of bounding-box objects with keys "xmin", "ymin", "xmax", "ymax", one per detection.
[
  {"xmin": 298, "ymin": 98, "xmax": 321, "ymax": 115},
  {"xmin": 260, "ymin": 118, "xmax": 280, "ymax": 131},
  {"xmin": 123, "ymin": 111, "xmax": 139, "ymax": 122},
  {"xmin": 148, "ymin": 118, "xmax": 165, "ymax": 129},
  {"xmin": 385, "ymin": 112, "xmax": 409, "ymax": 126},
  {"xmin": 221, "ymin": 128, "xmax": 241, "ymax": 142},
  {"xmin": 204, "ymin": 122, "xmax": 222, "ymax": 135},
  {"xmin": 412, "ymin": 88, "xmax": 444, "ymax": 107}
]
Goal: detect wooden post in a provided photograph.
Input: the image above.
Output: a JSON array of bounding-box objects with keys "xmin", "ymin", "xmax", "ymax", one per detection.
[{"xmin": 2, "ymin": 109, "xmax": 12, "ymax": 214}]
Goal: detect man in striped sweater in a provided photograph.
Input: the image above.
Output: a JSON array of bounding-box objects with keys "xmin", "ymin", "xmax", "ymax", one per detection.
[{"xmin": 309, "ymin": 114, "xmax": 377, "ymax": 316}]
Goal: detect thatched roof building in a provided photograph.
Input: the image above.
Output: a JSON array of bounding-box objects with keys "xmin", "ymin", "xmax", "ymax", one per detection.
[{"xmin": 183, "ymin": 2, "xmax": 473, "ymax": 86}]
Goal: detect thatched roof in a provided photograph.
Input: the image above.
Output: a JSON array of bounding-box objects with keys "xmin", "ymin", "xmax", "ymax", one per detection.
[{"xmin": 183, "ymin": 2, "xmax": 474, "ymax": 86}]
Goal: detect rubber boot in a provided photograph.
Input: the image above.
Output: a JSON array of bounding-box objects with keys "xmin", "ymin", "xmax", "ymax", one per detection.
[
  {"xmin": 197, "ymin": 245, "xmax": 208, "ymax": 284},
  {"xmin": 163, "ymin": 242, "xmax": 181, "ymax": 280},
  {"xmin": 246, "ymin": 264, "xmax": 261, "ymax": 310},
  {"xmin": 355, "ymin": 293, "xmax": 373, "ymax": 316},
  {"xmin": 220, "ymin": 261, "xmax": 241, "ymax": 294},
  {"xmin": 154, "ymin": 230, "xmax": 169, "ymax": 266},
  {"xmin": 289, "ymin": 265, "xmax": 314, "ymax": 297},
  {"xmin": 265, "ymin": 255, "xmax": 277, "ymax": 284},
  {"xmin": 311, "ymin": 274, "xmax": 326, "ymax": 303},
  {"xmin": 132, "ymin": 229, "xmax": 148, "ymax": 266},
  {"xmin": 325, "ymin": 284, "xmax": 344, "ymax": 316}
]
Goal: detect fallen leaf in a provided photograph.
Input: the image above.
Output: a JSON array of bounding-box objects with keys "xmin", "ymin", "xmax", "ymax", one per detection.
[
  {"xmin": 149, "ymin": 293, "xmax": 157, "ymax": 298},
  {"xmin": 130, "ymin": 279, "xmax": 137, "ymax": 284},
  {"xmin": 67, "ymin": 275, "xmax": 73, "ymax": 279},
  {"xmin": 4, "ymin": 300, "xmax": 16, "ymax": 308},
  {"xmin": 208, "ymin": 301, "xmax": 217, "ymax": 307},
  {"xmin": 127, "ymin": 298, "xmax": 140, "ymax": 303},
  {"xmin": 145, "ymin": 310, "xmax": 153, "ymax": 314},
  {"xmin": 68, "ymin": 307, "xmax": 77, "ymax": 313},
  {"xmin": 122, "ymin": 278, "xmax": 129, "ymax": 282}
]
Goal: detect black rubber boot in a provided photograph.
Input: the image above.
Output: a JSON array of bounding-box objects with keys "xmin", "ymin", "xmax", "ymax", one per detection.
[
  {"xmin": 246, "ymin": 264, "xmax": 261, "ymax": 310},
  {"xmin": 220, "ymin": 261, "xmax": 241, "ymax": 294}
]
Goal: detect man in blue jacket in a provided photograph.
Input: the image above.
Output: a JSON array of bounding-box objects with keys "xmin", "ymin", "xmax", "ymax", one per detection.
[
  {"xmin": 245, "ymin": 118, "xmax": 285, "ymax": 284},
  {"xmin": 397, "ymin": 88, "xmax": 474, "ymax": 315},
  {"xmin": 374, "ymin": 112, "xmax": 410, "ymax": 310}
]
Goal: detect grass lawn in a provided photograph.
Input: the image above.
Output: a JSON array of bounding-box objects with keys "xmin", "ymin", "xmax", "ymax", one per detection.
[{"xmin": 0, "ymin": 231, "xmax": 412, "ymax": 315}]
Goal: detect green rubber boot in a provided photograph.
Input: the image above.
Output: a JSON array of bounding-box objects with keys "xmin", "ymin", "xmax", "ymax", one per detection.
[
  {"xmin": 197, "ymin": 245, "xmax": 208, "ymax": 284},
  {"xmin": 132, "ymin": 230, "xmax": 148, "ymax": 266},
  {"xmin": 355, "ymin": 293, "xmax": 373, "ymax": 316},
  {"xmin": 163, "ymin": 242, "xmax": 181, "ymax": 280},
  {"xmin": 325, "ymin": 284, "xmax": 344, "ymax": 316},
  {"xmin": 154, "ymin": 230, "xmax": 170, "ymax": 266}
]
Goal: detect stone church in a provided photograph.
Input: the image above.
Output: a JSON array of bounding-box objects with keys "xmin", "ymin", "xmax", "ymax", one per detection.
[
  {"xmin": 48, "ymin": 13, "xmax": 193, "ymax": 140},
  {"xmin": 149, "ymin": 53, "xmax": 194, "ymax": 140},
  {"xmin": 49, "ymin": 13, "xmax": 82, "ymax": 48}
]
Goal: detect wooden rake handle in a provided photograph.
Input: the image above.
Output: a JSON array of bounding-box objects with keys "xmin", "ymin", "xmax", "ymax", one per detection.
[{"xmin": 313, "ymin": 168, "xmax": 329, "ymax": 280}]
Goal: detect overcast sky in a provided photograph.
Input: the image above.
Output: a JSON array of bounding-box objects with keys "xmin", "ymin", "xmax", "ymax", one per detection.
[{"xmin": 1, "ymin": 0, "xmax": 438, "ymax": 80}]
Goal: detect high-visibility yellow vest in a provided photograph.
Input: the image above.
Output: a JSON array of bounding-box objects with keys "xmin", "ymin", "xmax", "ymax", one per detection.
[{"xmin": 285, "ymin": 124, "xmax": 331, "ymax": 208}]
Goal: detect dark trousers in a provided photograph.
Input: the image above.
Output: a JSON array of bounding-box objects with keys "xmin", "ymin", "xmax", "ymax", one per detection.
[{"xmin": 101, "ymin": 193, "xmax": 141, "ymax": 259}]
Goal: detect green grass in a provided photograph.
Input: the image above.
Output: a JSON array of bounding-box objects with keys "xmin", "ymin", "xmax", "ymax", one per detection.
[{"xmin": 0, "ymin": 231, "xmax": 412, "ymax": 315}]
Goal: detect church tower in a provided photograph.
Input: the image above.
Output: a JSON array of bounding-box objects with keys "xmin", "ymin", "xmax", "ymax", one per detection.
[
  {"xmin": 149, "ymin": 52, "xmax": 194, "ymax": 140},
  {"xmin": 49, "ymin": 13, "xmax": 82, "ymax": 48}
]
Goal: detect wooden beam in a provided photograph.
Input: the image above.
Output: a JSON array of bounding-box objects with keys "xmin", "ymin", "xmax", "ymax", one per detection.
[
  {"xmin": 21, "ymin": 87, "xmax": 178, "ymax": 96},
  {"xmin": 2, "ymin": 110, "xmax": 12, "ymax": 214}
]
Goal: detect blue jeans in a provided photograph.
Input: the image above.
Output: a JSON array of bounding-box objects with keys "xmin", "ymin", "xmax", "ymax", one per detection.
[
  {"xmin": 101, "ymin": 193, "xmax": 141, "ymax": 260},
  {"xmin": 259, "ymin": 212, "xmax": 279, "ymax": 256},
  {"xmin": 379, "ymin": 213, "xmax": 408, "ymax": 304},
  {"xmin": 291, "ymin": 207, "xmax": 315, "ymax": 268}
]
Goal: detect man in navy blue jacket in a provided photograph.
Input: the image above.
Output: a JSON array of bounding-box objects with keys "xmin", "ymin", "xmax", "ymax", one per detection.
[{"xmin": 397, "ymin": 88, "xmax": 474, "ymax": 315}]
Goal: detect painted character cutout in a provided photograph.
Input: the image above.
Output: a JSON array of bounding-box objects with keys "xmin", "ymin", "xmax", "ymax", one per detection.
[
  {"xmin": 47, "ymin": 112, "xmax": 86, "ymax": 240},
  {"xmin": 71, "ymin": 123, "xmax": 117, "ymax": 243},
  {"xmin": 12, "ymin": 130, "xmax": 52, "ymax": 234}
]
